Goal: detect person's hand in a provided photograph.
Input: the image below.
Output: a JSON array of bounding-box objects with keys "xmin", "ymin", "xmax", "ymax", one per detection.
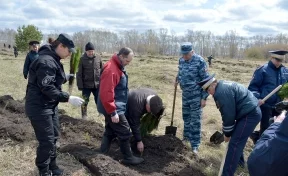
[
  {"xmin": 258, "ymin": 99, "xmax": 264, "ymax": 106},
  {"xmin": 68, "ymin": 96, "xmax": 84, "ymax": 107},
  {"xmin": 224, "ymin": 136, "xmax": 231, "ymax": 142},
  {"xmin": 66, "ymin": 73, "xmax": 75, "ymax": 80},
  {"xmin": 201, "ymin": 99, "xmax": 206, "ymax": 108},
  {"xmin": 137, "ymin": 141, "xmax": 144, "ymax": 153},
  {"xmin": 274, "ymin": 110, "xmax": 287, "ymax": 123},
  {"xmin": 111, "ymin": 114, "xmax": 119, "ymax": 123},
  {"xmin": 24, "ymin": 75, "xmax": 27, "ymax": 79}
]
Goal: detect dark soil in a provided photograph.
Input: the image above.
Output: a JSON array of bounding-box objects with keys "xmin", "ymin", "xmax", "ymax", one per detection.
[{"xmin": 0, "ymin": 95, "xmax": 207, "ymax": 176}]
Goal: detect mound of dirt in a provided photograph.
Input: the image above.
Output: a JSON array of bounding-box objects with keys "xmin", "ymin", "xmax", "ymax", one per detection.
[
  {"xmin": 0, "ymin": 95, "xmax": 25, "ymax": 114},
  {"xmin": 0, "ymin": 95, "xmax": 207, "ymax": 176}
]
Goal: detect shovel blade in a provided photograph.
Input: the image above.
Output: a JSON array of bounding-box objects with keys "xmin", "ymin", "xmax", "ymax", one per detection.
[
  {"xmin": 165, "ymin": 126, "xmax": 177, "ymax": 136},
  {"xmin": 210, "ymin": 131, "xmax": 224, "ymax": 144}
]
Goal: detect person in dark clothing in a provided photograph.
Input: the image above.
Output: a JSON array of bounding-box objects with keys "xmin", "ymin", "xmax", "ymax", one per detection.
[
  {"xmin": 13, "ymin": 46, "xmax": 18, "ymax": 58},
  {"xmin": 97, "ymin": 47, "xmax": 144, "ymax": 165},
  {"xmin": 248, "ymin": 50, "xmax": 288, "ymax": 144},
  {"xmin": 23, "ymin": 41, "xmax": 40, "ymax": 79},
  {"xmin": 198, "ymin": 74, "xmax": 261, "ymax": 176},
  {"xmin": 4, "ymin": 43, "xmax": 5, "ymax": 48},
  {"xmin": 248, "ymin": 108, "xmax": 288, "ymax": 176},
  {"xmin": 77, "ymin": 42, "xmax": 103, "ymax": 120},
  {"xmin": 8, "ymin": 44, "xmax": 11, "ymax": 49},
  {"xmin": 25, "ymin": 33, "xmax": 84, "ymax": 176},
  {"xmin": 207, "ymin": 55, "xmax": 213, "ymax": 66},
  {"xmin": 125, "ymin": 88, "xmax": 165, "ymax": 153}
]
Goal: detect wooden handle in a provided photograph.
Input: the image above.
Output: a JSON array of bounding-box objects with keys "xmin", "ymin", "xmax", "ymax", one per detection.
[
  {"xmin": 218, "ymin": 142, "xmax": 229, "ymax": 176},
  {"xmin": 262, "ymin": 85, "xmax": 282, "ymax": 102}
]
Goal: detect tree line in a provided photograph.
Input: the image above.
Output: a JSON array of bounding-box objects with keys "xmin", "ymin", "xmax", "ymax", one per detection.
[{"xmin": 1, "ymin": 25, "xmax": 288, "ymax": 59}]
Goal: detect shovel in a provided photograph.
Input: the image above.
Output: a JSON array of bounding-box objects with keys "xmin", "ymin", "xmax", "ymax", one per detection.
[{"xmin": 165, "ymin": 84, "xmax": 178, "ymax": 136}]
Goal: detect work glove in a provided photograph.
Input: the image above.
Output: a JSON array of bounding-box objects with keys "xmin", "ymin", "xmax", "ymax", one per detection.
[
  {"xmin": 68, "ymin": 96, "xmax": 84, "ymax": 107},
  {"xmin": 65, "ymin": 73, "xmax": 75, "ymax": 80}
]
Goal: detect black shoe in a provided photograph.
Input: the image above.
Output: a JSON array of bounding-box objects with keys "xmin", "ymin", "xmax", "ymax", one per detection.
[
  {"xmin": 100, "ymin": 135, "xmax": 113, "ymax": 154},
  {"xmin": 120, "ymin": 140, "xmax": 144, "ymax": 165},
  {"xmin": 51, "ymin": 167, "xmax": 63, "ymax": 176},
  {"xmin": 39, "ymin": 170, "xmax": 52, "ymax": 176}
]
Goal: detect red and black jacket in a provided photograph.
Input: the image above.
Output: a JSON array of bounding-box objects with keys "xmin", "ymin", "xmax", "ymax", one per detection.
[{"xmin": 97, "ymin": 54, "xmax": 128, "ymax": 116}]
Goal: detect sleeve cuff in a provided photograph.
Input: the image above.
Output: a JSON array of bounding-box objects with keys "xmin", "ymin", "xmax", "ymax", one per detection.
[
  {"xmin": 110, "ymin": 111, "xmax": 117, "ymax": 117},
  {"xmin": 58, "ymin": 92, "xmax": 70, "ymax": 102}
]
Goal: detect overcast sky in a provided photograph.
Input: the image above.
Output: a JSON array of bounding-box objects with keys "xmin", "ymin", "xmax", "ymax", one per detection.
[{"xmin": 0, "ymin": 0, "xmax": 288, "ymax": 36}]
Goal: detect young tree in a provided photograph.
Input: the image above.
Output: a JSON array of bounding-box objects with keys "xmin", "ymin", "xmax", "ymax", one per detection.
[{"xmin": 15, "ymin": 25, "xmax": 43, "ymax": 52}]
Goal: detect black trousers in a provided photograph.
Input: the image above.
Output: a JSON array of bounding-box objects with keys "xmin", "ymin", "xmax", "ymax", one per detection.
[
  {"xmin": 28, "ymin": 110, "xmax": 60, "ymax": 173},
  {"xmin": 82, "ymin": 88, "xmax": 99, "ymax": 106},
  {"xmin": 260, "ymin": 106, "xmax": 278, "ymax": 135},
  {"xmin": 103, "ymin": 114, "xmax": 131, "ymax": 141}
]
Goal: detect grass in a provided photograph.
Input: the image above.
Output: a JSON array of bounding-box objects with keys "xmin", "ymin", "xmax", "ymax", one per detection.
[{"xmin": 0, "ymin": 50, "xmax": 284, "ymax": 175}]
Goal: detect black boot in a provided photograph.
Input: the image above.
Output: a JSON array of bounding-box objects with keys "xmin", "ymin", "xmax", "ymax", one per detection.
[
  {"xmin": 81, "ymin": 105, "xmax": 88, "ymax": 120},
  {"xmin": 100, "ymin": 135, "xmax": 113, "ymax": 154},
  {"xmin": 120, "ymin": 140, "xmax": 144, "ymax": 165},
  {"xmin": 49, "ymin": 144, "xmax": 63, "ymax": 176},
  {"xmin": 39, "ymin": 170, "xmax": 52, "ymax": 176}
]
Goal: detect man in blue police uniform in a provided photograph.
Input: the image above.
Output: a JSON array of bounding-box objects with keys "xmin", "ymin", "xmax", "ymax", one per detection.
[
  {"xmin": 248, "ymin": 50, "xmax": 288, "ymax": 144},
  {"xmin": 174, "ymin": 42, "xmax": 210, "ymax": 154},
  {"xmin": 247, "ymin": 107, "xmax": 288, "ymax": 176},
  {"xmin": 198, "ymin": 74, "xmax": 261, "ymax": 176},
  {"xmin": 23, "ymin": 41, "xmax": 40, "ymax": 79},
  {"xmin": 25, "ymin": 33, "xmax": 84, "ymax": 176}
]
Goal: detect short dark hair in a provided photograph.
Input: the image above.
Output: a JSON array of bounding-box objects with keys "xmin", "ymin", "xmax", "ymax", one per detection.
[
  {"xmin": 117, "ymin": 47, "xmax": 133, "ymax": 57},
  {"xmin": 48, "ymin": 37, "xmax": 55, "ymax": 44},
  {"xmin": 51, "ymin": 40, "xmax": 67, "ymax": 49}
]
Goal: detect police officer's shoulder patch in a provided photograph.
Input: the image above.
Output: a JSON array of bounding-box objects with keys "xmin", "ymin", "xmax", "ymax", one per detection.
[{"xmin": 42, "ymin": 75, "xmax": 55, "ymax": 86}]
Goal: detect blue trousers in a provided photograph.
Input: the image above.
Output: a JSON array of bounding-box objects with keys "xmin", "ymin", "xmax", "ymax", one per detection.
[
  {"xmin": 222, "ymin": 106, "xmax": 261, "ymax": 176},
  {"xmin": 82, "ymin": 88, "xmax": 98, "ymax": 106},
  {"xmin": 182, "ymin": 92, "xmax": 202, "ymax": 149}
]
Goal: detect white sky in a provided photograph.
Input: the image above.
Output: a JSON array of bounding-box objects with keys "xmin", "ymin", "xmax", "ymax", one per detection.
[{"xmin": 0, "ymin": 0, "xmax": 288, "ymax": 36}]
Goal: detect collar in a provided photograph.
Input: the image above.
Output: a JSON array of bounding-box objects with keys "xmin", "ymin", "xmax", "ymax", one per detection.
[
  {"xmin": 268, "ymin": 60, "xmax": 283, "ymax": 70},
  {"xmin": 146, "ymin": 95, "xmax": 155, "ymax": 106},
  {"xmin": 112, "ymin": 54, "xmax": 124, "ymax": 70}
]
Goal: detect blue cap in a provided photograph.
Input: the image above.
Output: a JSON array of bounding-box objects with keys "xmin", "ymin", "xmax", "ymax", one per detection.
[
  {"xmin": 180, "ymin": 42, "xmax": 192, "ymax": 54},
  {"xmin": 197, "ymin": 74, "xmax": 216, "ymax": 90},
  {"xmin": 56, "ymin": 33, "xmax": 76, "ymax": 53}
]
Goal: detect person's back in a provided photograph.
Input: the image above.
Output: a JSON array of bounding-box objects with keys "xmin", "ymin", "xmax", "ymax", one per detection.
[{"xmin": 248, "ymin": 111, "xmax": 288, "ymax": 176}]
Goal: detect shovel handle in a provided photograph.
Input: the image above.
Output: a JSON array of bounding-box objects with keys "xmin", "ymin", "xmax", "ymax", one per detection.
[
  {"xmin": 218, "ymin": 141, "xmax": 229, "ymax": 176},
  {"xmin": 262, "ymin": 85, "xmax": 282, "ymax": 102},
  {"xmin": 171, "ymin": 84, "xmax": 177, "ymax": 126}
]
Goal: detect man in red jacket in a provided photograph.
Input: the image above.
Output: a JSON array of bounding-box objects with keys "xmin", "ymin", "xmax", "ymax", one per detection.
[{"xmin": 97, "ymin": 47, "xmax": 144, "ymax": 165}]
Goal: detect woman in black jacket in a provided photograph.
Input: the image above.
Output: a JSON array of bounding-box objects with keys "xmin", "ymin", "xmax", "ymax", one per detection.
[{"xmin": 25, "ymin": 33, "xmax": 84, "ymax": 176}]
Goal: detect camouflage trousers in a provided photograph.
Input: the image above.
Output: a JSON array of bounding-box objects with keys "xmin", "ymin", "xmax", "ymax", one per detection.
[{"xmin": 182, "ymin": 92, "xmax": 202, "ymax": 149}]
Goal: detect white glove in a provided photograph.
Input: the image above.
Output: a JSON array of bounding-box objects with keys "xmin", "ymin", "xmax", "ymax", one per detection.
[
  {"xmin": 68, "ymin": 96, "xmax": 84, "ymax": 107},
  {"xmin": 66, "ymin": 73, "xmax": 75, "ymax": 80}
]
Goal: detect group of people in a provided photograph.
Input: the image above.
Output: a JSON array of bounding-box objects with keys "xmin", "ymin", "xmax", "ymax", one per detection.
[
  {"xmin": 24, "ymin": 34, "xmax": 165, "ymax": 176},
  {"xmin": 3, "ymin": 43, "xmax": 18, "ymax": 58},
  {"xmin": 22, "ymin": 33, "xmax": 288, "ymax": 176},
  {"xmin": 175, "ymin": 42, "xmax": 288, "ymax": 176}
]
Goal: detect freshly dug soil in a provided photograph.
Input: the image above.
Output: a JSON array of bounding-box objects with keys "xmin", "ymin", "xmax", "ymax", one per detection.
[{"xmin": 0, "ymin": 95, "xmax": 207, "ymax": 176}]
